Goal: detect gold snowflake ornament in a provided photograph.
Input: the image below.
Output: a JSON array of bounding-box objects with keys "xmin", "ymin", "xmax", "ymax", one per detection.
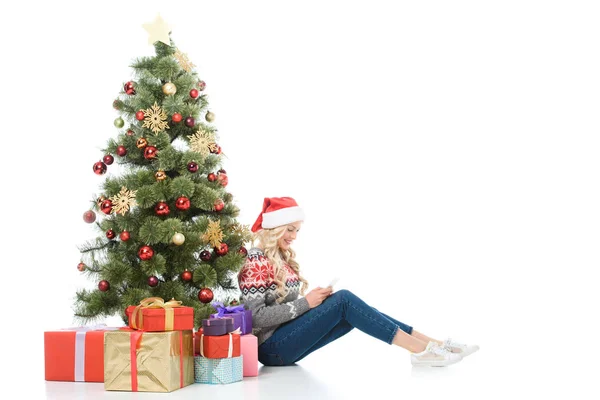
[
  {"xmin": 202, "ymin": 220, "xmax": 224, "ymax": 248},
  {"xmin": 143, "ymin": 102, "xmax": 170, "ymax": 134},
  {"xmin": 174, "ymin": 48, "xmax": 195, "ymax": 72},
  {"xmin": 231, "ymin": 223, "xmax": 252, "ymax": 243},
  {"xmin": 110, "ymin": 187, "xmax": 137, "ymax": 216},
  {"xmin": 188, "ymin": 129, "xmax": 216, "ymax": 157}
]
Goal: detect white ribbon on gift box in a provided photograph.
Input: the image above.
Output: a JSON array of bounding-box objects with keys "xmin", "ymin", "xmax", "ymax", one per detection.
[
  {"xmin": 62, "ymin": 324, "xmax": 119, "ymax": 381},
  {"xmin": 200, "ymin": 328, "xmax": 241, "ymax": 358}
]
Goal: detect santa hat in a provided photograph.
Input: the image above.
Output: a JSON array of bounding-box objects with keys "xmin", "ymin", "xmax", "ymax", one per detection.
[{"xmin": 251, "ymin": 197, "xmax": 305, "ymax": 232}]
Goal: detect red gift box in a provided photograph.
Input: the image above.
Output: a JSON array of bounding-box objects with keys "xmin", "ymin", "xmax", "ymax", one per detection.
[
  {"xmin": 194, "ymin": 328, "xmax": 241, "ymax": 359},
  {"xmin": 125, "ymin": 297, "xmax": 194, "ymax": 332},
  {"xmin": 44, "ymin": 325, "xmax": 117, "ymax": 382}
]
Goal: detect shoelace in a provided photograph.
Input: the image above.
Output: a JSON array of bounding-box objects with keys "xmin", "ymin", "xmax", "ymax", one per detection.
[
  {"xmin": 444, "ymin": 338, "xmax": 464, "ymax": 350},
  {"xmin": 429, "ymin": 343, "xmax": 450, "ymax": 356}
]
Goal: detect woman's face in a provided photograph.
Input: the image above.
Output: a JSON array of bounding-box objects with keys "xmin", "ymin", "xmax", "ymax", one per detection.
[{"xmin": 278, "ymin": 221, "xmax": 302, "ymax": 251}]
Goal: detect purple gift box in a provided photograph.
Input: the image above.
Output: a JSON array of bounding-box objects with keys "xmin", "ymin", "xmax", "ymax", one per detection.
[
  {"xmin": 210, "ymin": 302, "xmax": 253, "ymax": 335},
  {"xmin": 202, "ymin": 317, "xmax": 234, "ymax": 336}
]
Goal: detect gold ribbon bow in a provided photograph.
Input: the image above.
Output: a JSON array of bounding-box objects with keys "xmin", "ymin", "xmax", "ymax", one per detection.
[{"xmin": 131, "ymin": 297, "xmax": 183, "ymax": 331}]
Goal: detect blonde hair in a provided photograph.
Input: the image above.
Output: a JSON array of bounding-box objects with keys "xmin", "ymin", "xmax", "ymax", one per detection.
[{"xmin": 253, "ymin": 225, "xmax": 309, "ymax": 302}]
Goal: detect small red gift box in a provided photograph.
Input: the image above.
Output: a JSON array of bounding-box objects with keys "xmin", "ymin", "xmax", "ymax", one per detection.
[
  {"xmin": 125, "ymin": 297, "xmax": 194, "ymax": 332},
  {"xmin": 194, "ymin": 328, "xmax": 241, "ymax": 359}
]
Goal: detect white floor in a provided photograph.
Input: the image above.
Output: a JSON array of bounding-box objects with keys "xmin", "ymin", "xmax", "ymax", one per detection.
[{"xmin": 29, "ymin": 330, "xmax": 595, "ymax": 399}]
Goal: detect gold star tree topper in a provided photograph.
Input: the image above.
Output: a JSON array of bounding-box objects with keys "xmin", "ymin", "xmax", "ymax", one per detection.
[{"xmin": 143, "ymin": 15, "xmax": 171, "ymax": 46}]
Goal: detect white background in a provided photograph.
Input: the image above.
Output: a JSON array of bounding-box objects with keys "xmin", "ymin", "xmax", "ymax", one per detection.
[{"xmin": 1, "ymin": 1, "xmax": 599, "ymax": 398}]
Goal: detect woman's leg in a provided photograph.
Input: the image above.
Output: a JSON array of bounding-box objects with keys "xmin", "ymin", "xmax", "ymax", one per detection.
[
  {"xmin": 258, "ymin": 289, "xmax": 417, "ymax": 365},
  {"xmin": 293, "ymin": 320, "xmax": 354, "ymax": 363},
  {"xmin": 375, "ymin": 308, "xmax": 442, "ymax": 347}
]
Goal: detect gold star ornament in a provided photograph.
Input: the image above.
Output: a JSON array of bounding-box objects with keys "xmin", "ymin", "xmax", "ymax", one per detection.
[
  {"xmin": 110, "ymin": 187, "xmax": 137, "ymax": 216},
  {"xmin": 174, "ymin": 48, "xmax": 195, "ymax": 72},
  {"xmin": 143, "ymin": 15, "xmax": 171, "ymax": 46},
  {"xmin": 143, "ymin": 102, "xmax": 170, "ymax": 134},
  {"xmin": 188, "ymin": 129, "xmax": 217, "ymax": 157},
  {"xmin": 202, "ymin": 220, "xmax": 224, "ymax": 248}
]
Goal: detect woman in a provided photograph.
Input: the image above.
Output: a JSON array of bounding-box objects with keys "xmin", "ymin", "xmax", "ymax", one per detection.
[{"xmin": 238, "ymin": 197, "xmax": 478, "ymax": 367}]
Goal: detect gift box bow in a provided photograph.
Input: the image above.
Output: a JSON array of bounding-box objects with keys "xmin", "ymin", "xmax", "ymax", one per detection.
[
  {"xmin": 211, "ymin": 302, "xmax": 245, "ymax": 317},
  {"xmin": 131, "ymin": 297, "xmax": 183, "ymax": 331}
]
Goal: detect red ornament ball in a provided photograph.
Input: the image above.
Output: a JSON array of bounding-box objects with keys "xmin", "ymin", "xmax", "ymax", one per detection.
[
  {"xmin": 181, "ymin": 270, "xmax": 192, "ymax": 282},
  {"xmin": 198, "ymin": 287, "xmax": 214, "ymax": 303},
  {"xmin": 98, "ymin": 280, "xmax": 110, "ymax": 292},
  {"xmin": 238, "ymin": 246, "xmax": 248, "ymax": 256},
  {"xmin": 106, "ymin": 229, "xmax": 116, "ymax": 240},
  {"xmin": 215, "ymin": 242, "xmax": 229, "ymax": 256},
  {"xmin": 172, "ymin": 113, "xmax": 182, "ymax": 123},
  {"xmin": 218, "ymin": 174, "xmax": 228, "ymax": 187},
  {"xmin": 103, "ymin": 154, "xmax": 114, "ymax": 165},
  {"xmin": 116, "ymin": 145, "xmax": 127, "ymax": 157},
  {"xmin": 138, "ymin": 245, "xmax": 154, "ymax": 261},
  {"xmin": 93, "ymin": 161, "xmax": 107, "ymax": 175},
  {"xmin": 175, "ymin": 196, "xmax": 191, "ymax": 211},
  {"xmin": 127, "ymin": 129, "xmax": 135, "ymax": 136},
  {"xmin": 135, "ymin": 110, "xmax": 145, "ymax": 121},
  {"xmin": 100, "ymin": 199, "xmax": 113, "ymax": 215},
  {"xmin": 200, "ymin": 250, "xmax": 212, "ymax": 261},
  {"xmin": 214, "ymin": 199, "xmax": 224, "ymax": 212},
  {"xmin": 83, "ymin": 210, "xmax": 96, "ymax": 223},
  {"xmin": 197, "ymin": 80, "xmax": 206, "ymax": 91},
  {"xmin": 148, "ymin": 276, "xmax": 159, "ymax": 287},
  {"xmin": 184, "ymin": 116, "xmax": 195, "ymax": 127},
  {"xmin": 155, "ymin": 202, "xmax": 170, "ymax": 216},
  {"xmin": 124, "ymin": 81, "xmax": 136, "ymax": 95},
  {"xmin": 187, "ymin": 162, "xmax": 198, "ymax": 173},
  {"xmin": 210, "ymin": 145, "xmax": 222, "ymax": 155},
  {"xmin": 207, "ymin": 173, "xmax": 216, "ymax": 182},
  {"xmin": 144, "ymin": 146, "xmax": 158, "ymax": 159},
  {"xmin": 120, "ymin": 231, "xmax": 130, "ymax": 241},
  {"xmin": 77, "ymin": 262, "xmax": 86, "ymax": 272},
  {"xmin": 189, "ymin": 89, "xmax": 199, "ymax": 99}
]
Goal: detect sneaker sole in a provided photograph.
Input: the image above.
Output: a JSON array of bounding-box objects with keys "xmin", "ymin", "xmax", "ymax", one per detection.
[{"xmin": 411, "ymin": 358, "xmax": 462, "ymax": 367}]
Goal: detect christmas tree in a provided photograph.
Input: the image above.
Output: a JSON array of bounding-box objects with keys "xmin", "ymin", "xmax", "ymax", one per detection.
[{"xmin": 75, "ymin": 16, "xmax": 251, "ymax": 327}]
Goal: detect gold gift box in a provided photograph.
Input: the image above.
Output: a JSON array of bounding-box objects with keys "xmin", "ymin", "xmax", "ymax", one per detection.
[{"xmin": 104, "ymin": 329, "xmax": 194, "ymax": 392}]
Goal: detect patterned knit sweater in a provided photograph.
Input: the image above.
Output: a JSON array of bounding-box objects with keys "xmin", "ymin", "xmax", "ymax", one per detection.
[{"xmin": 238, "ymin": 248, "xmax": 310, "ymax": 345}]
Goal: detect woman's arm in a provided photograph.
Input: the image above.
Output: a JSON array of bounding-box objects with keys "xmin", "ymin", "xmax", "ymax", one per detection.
[{"xmin": 238, "ymin": 255, "xmax": 309, "ymax": 328}]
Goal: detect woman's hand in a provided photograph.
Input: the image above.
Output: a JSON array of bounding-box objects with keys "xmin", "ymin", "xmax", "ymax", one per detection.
[{"xmin": 305, "ymin": 286, "xmax": 333, "ymax": 308}]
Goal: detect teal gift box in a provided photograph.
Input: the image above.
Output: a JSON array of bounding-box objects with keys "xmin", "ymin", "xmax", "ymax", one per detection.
[{"xmin": 194, "ymin": 355, "xmax": 243, "ymax": 384}]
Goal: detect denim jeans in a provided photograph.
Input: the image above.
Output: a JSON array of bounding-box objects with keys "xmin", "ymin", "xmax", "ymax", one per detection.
[{"xmin": 258, "ymin": 289, "xmax": 413, "ymax": 366}]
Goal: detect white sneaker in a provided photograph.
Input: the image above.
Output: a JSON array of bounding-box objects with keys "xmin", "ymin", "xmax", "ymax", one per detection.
[
  {"xmin": 411, "ymin": 341, "xmax": 463, "ymax": 367},
  {"xmin": 443, "ymin": 338, "xmax": 479, "ymax": 358}
]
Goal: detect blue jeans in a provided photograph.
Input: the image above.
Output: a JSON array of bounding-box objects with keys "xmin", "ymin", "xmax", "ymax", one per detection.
[{"xmin": 258, "ymin": 289, "xmax": 413, "ymax": 366}]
